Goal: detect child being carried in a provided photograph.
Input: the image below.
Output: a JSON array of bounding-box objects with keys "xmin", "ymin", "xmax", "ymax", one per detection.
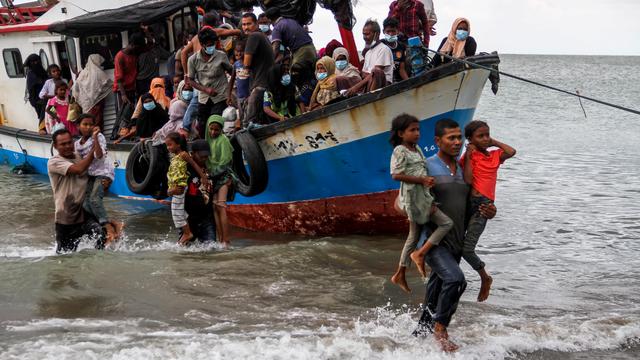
[{"xmin": 461, "ymin": 120, "xmax": 516, "ymax": 301}]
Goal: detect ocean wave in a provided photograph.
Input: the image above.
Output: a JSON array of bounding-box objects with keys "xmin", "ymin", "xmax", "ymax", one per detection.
[{"xmin": 2, "ymin": 306, "xmax": 639, "ymax": 360}]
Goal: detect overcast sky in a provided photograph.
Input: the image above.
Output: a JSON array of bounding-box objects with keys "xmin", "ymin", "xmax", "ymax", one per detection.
[{"xmin": 307, "ymin": 0, "xmax": 640, "ymax": 55}]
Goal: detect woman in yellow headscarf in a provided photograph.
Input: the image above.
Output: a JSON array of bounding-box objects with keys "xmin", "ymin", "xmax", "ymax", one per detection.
[
  {"xmin": 309, "ymin": 56, "xmax": 341, "ymax": 111},
  {"xmin": 432, "ymin": 18, "xmax": 477, "ymax": 67}
]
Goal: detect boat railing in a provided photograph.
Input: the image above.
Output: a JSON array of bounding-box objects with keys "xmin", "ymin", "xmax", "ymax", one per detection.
[{"xmin": 0, "ymin": 2, "xmax": 49, "ymax": 26}]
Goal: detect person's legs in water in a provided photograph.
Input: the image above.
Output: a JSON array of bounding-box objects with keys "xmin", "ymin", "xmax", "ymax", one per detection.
[
  {"xmin": 411, "ymin": 207, "xmax": 454, "ymax": 277},
  {"xmin": 84, "ymin": 176, "xmax": 122, "ymax": 246},
  {"xmin": 172, "ymin": 188, "xmax": 193, "ymax": 245},
  {"xmin": 423, "ymin": 245, "xmax": 467, "ymax": 352},
  {"xmin": 55, "ymin": 216, "xmax": 106, "ymax": 253},
  {"xmin": 391, "ymin": 220, "xmax": 419, "ymax": 293},
  {"xmin": 191, "ymin": 218, "xmax": 217, "ymax": 244},
  {"xmin": 213, "ymin": 181, "xmax": 231, "ymax": 246},
  {"xmin": 464, "ymin": 195, "xmax": 493, "ymax": 301}
]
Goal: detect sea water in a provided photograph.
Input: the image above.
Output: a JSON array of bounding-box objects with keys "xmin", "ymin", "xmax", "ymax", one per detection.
[{"xmin": 0, "ymin": 55, "xmax": 639, "ymax": 359}]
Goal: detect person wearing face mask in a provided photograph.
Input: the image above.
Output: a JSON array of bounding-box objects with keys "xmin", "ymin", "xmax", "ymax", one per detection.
[
  {"xmin": 381, "ymin": 17, "xmax": 409, "ymax": 82},
  {"xmin": 432, "ymin": 18, "xmax": 476, "ymax": 67},
  {"xmin": 346, "ymin": 19, "xmax": 394, "ymax": 96},
  {"xmin": 152, "ymin": 81, "xmax": 194, "ymax": 145},
  {"xmin": 290, "ymin": 63, "xmax": 317, "ymax": 114},
  {"xmin": 115, "ymin": 93, "xmax": 169, "ymax": 143},
  {"xmin": 332, "ymin": 47, "xmax": 362, "ymax": 93},
  {"xmin": 262, "ymin": 63, "xmax": 300, "ymax": 123},
  {"xmin": 309, "ymin": 57, "xmax": 341, "ymax": 111},
  {"xmin": 186, "ymin": 27, "xmax": 233, "ymax": 138},
  {"xmin": 257, "ymin": 13, "xmax": 272, "ymax": 39}
]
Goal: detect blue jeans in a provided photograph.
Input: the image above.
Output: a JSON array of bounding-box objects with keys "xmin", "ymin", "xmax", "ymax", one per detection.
[
  {"xmin": 422, "ymin": 245, "xmax": 467, "ymax": 327},
  {"xmin": 463, "ymin": 195, "xmax": 492, "ymax": 270},
  {"xmin": 83, "ymin": 176, "xmax": 110, "ymax": 225},
  {"xmin": 182, "ymin": 89, "xmax": 200, "ymax": 134}
]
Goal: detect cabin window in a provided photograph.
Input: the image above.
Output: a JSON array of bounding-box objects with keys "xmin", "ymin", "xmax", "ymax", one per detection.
[
  {"xmin": 3, "ymin": 48, "xmax": 24, "ymax": 78},
  {"xmin": 146, "ymin": 22, "xmax": 170, "ymax": 51},
  {"xmin": 64, "ymin": 37, "xmax": 78, "ymax": 75},
  {"xmin": 172, "ymin": 13, "xmax": 197, "ymax": 49},
  {"xmin": 39, "ymin": 49, "xmax": 49, "ymax": 69},
  {"xmin": 80, "ymin": 33, "xmax": 122, "ymax": 70}
]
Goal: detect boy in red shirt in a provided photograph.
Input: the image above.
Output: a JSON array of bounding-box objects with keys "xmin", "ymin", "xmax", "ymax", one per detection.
[{"xmin": 461, "ymin": 120, "xmax": 516, "ymax": 302}]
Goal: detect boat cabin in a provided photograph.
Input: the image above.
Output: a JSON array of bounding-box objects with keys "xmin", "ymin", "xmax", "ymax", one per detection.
[{"xmin": 0, "ymin": 0, "xmax": 201, "ymax": 135}]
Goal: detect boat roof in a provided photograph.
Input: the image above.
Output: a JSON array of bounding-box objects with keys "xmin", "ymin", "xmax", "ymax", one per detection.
[{"xmin": 48, "ymin": 0, "xmax": 200, "ymax": 37}]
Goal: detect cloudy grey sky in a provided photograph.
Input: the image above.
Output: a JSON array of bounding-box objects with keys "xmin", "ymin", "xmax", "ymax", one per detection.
[{"xmin": 308, "ymin": 0, "xmax": 640, "ymax": 55}]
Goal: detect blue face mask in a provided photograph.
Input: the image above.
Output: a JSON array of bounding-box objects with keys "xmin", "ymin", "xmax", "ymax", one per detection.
[
  {"xmin": 455, "ymin": 29, "xmax": 469, "ymax": 41},
  {"xmin": 335, "ymin": 60, "xmax": 348, "ymax": 70},
  {"xmin": 181, "ymin": 90, "xmax": 193, "ymax": 101},
  {"xmin": 384, "ymin": 33, "xmax": 398, "ymax": 43},
  {"xmin": 204, "ymin": 45, "xmax": 216, "ymax": 55},
  {"xmin": 259, "ymin": 24, "xmax": 270, "ymax": 33},
  {"xmin": 316, "ymin": 72, "xmax": 328, "ymax": 81},
  {"xmin": 143, "ymin": 102, "xmax": 156, "ymax": 111},
  {"xmin": 280, "ymin": 74, "xmax": 291, "ymax": 86}
]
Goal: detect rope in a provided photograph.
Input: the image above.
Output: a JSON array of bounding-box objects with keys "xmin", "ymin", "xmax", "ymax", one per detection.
[{"xmin": 427, "ymin": 49, "xmax": 640, "ymax": 117}]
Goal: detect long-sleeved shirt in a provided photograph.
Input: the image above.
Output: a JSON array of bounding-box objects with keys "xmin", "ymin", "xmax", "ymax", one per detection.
[{"xmin": 388, "ymin": 0, "xmax": 437, "ymax": 45}]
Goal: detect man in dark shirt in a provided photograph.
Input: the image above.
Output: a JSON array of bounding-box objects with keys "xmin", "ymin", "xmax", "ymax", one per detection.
[
  {"xmin": 265, "ymin": 7, "xmax": 316, "ymax": 74},
  {"xmin": 413, "ymin": 119, "xmax": 496, "ymax": 352},
  {"xmin": 241, "ymin": 12, "xmax": 275, "ymax": 127},
  {"xmin": 184, "ymin": 140, "xmax": 217, "ymax": 243},
  {"xmin": 381, "ymin": 17, "xmax": 409, "ymax": 82}
]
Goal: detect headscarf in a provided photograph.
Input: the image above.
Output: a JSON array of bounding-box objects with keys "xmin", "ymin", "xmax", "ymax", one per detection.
[
  {"xmin": 23, "ymin": 54, "xmax": 47, "ymax": 79},
  {"xmin": 149, "ymin": 77, "xmax": 171, "ymax": 110},
  {"xmin": 332, "ymin": 47, "xmax": 361, "ymax": 79},
  {"xmin": 324, "ymin": 39, "xmax": 343, "ymax": 58},
  {"xmin": 175, "ymin": 80, "xmax": 188, "ymax": 103},
  {"xmin": 311, "ymin": 56, "xmax": 340, "ymax": 106},
  {"xmin": 205, "ymin": 115, "xmax": 233, "ymax": 173},
  {"xmin": 136, "ymin": 93, "xmax": 169, "ymax": 138},
  {"xmin": 72, "ymin": 54, "xmax": 113, "ymax": 112},
  {"xmin": 440, "ymin": 18, "xmax": 470, "ymax": 59}
]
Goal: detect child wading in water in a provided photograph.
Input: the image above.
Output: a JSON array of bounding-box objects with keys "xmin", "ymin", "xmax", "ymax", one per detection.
[
  {"xmin": 389, "ymin": 114, "xmax": 454, "ymax": 293},
  {"xmin": 75, "ymin": 114, "xmax": 123, "ymax": 245},
  {"xmin": 461, "ymin": 120, "xmax": 516, "ymax": 301},
  {"xmin": 165, "ymin": 132, "xmax": 209, "ymax": 245}
]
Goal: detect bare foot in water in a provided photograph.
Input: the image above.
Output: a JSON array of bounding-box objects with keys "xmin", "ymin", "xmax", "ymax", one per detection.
[
  {"xmin": 113, "ymin": 221, "xmax": 125, "ymax": 238},
  {"xmin": 478, "ymin": 273, "xmax": 493, "ymax": 302},
  {"xmin": 178, "ymin": 225, "xmax": 194, "ymax": 246},
  {"xmin": 434, "ymin": 322, "xmax": 459, "ymax": 353},
  {"xmin": 390, "ymin": 266, "xmax": 411, "ymax": 293},
  {"xmin": 104, "ymin": 223, "xmax": 116, "ymax": 246},
  {"xmin": 410, "ymin": 251, "xmax": 427, "ymax": 278}
]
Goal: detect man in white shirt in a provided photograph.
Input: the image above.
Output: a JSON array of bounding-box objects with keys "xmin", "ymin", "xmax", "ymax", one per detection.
[{"xmin": 346, "ymin": 19, "xmax": 394, "ymax": 96}]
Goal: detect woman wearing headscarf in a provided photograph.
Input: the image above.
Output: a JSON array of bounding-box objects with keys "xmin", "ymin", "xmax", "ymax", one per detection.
[
  {"xmin": 152, "ymin": 81, "xmax": 194, "ymax": 145},
  {"xmin": 332, "ymin": 47, "xmax": 362, "ymax": 92},
  {"xmin": 262, "ymin": 64, "xmax": 300, "ymax": 123},
  {"xmin": 23, "ymin": 54, "xmax": 48, "ymax": 133},
  {"xmin": 114, "ymin": 93, "xmax": 169, "ymax": 143},
  {"xmin": 130, "ymin": 77, "xmax": 171, "ymax": 120},
  {"xmin": 71, "ymin": 54, "xmax": 113, "ymax": 130},
  {"xmin": 309, "ymin": 56, "xmax": 341, "ymax": 111},
  {"xmin": 432, "ymin": 18, "xmax": 476, "ymax": 67},
  {"xmin": 205, "ymin": 114, "xmax": 234, "ymax": 245}
]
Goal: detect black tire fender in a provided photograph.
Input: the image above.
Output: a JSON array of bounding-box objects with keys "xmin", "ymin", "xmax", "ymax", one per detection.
[
  {"xmin": 125, "ymin": 140, "xmax": 165, "ymax": 195},
  {"xmin": 231, "ymin": 130, "xmax": 268, "ymax": 197}
]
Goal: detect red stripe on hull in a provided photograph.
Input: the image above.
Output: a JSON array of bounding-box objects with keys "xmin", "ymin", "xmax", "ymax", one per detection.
[{"xmin": 227, "ymin": 191, "xmax": 409, "ymax": 235}]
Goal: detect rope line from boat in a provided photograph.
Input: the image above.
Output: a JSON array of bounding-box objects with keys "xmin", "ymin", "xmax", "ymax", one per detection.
[{"xmin": 427, "ymin": 49, "xmax": 640, "ymax": 117}]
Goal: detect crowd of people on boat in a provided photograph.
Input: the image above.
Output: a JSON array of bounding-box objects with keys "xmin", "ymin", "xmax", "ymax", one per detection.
[{"xmin": 40, "ymin": 0, "xmax": 479, "ymax": 251}]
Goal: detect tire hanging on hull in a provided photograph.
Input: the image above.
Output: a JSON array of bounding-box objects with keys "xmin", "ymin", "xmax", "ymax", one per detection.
[
  {"xmin": 125, "ymin": 140, "xmax": 169, "ymax": 199},
  {"xmin": 231, "ymin": 131, "xmax": 268, "ymax": 197}
]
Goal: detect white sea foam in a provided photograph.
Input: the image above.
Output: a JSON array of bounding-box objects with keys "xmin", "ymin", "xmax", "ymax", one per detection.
[{"xmin": 3, "ymin": 306, "xmax": 639, "ymax": 360}]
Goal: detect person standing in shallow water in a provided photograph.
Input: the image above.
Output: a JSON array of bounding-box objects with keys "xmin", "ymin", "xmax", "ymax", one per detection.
[
  {"xmin": 413, "ymin": 119, "xmax": 497, "ymax": 352},
  {"xmin": 48, "ymin": 128, "xmax": 106, "ymax": 253}
]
